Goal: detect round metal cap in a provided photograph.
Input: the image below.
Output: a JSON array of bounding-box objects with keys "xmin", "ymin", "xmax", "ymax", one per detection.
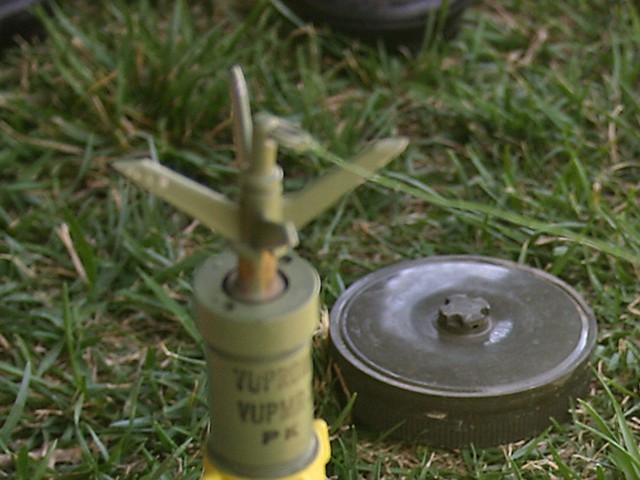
[{"xmin": 329, "ymin": 256, "xmax": 597, "ymax": 448}]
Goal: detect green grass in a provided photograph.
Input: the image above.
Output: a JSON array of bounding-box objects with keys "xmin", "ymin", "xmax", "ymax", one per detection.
[{"xmin": 1, "ymin": 0, "xmax": 639, "ymax": 478}]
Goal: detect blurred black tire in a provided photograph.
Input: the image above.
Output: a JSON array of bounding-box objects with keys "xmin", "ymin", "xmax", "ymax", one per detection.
[
  {"xmin": 0, "ymin": 0, "xmax": 45, "ymax": 53},
  {"xmin": 282, "ymin": 0, "xmax": 469, "ymax": 44}
]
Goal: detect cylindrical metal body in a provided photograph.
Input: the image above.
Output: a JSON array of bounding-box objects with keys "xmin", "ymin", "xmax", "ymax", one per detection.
[
  {"xmin": 194, "ymin": 251, "xmax": 320, "ymax": 478},
  {"xmin": 330, "ymin": 255, "xmax": 597, "ymax": 448}
]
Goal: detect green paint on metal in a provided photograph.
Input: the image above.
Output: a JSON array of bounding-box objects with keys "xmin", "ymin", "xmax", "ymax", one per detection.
[
  {"xmin": 115, "ymin": 65, "xmax": 407, "ymax": 478},
  {"xmin": 114, "ymin": 66, "xmax": 407, "ymax": 257}
]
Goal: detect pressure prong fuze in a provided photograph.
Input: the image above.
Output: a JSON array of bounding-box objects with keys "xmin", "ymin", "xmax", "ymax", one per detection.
[{"xmin": 115, "ymin": 66, "xmax": 407, "ymax": 479}]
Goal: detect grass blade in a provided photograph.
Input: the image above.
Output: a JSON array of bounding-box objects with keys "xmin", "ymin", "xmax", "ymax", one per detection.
[
  {"xmin": 139, "ymin": 270, "xmax": 200, "ymax": 343},
  {"xmin": 0, "ymin": 362, "xmax": 31, "ymax": 444}
]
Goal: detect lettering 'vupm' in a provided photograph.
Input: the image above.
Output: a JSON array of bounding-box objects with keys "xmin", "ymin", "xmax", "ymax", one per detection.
[
  {"xmin": 237, "ymin": 390, "xmax": 309, "ymax": 425},
  {"xmin": 232, "ymin": 358, "xmax": 311, "ymax": 394}
]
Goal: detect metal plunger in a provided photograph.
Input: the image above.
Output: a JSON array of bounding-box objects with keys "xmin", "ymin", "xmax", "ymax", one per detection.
[{"xmin": 115, "ymin": 66, "xmax": 407, "ymax": 480}]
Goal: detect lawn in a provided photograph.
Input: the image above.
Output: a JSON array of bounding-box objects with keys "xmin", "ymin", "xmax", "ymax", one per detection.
[{"xmin": 1, "ymin": 0, "xmax": 639, "ymax": 478}]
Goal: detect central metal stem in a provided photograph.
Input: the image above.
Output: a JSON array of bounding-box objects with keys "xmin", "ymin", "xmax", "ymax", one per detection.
[
  {"xmin": 230, "ymin": 120, "xmax": 287, "ymax": 303},
  {"xmin": 233, "ymin": 252, "xmax": 285, "ymax": 302}
]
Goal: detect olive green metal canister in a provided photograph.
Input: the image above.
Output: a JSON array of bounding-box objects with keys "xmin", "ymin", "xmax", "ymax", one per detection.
[
  {"xmin": 115, "ymin": 66, "xmax": 407, "ymax": 479},
  {"xmin": 194, "ymin": 252, "xmax": 320, "ymax": 477}
]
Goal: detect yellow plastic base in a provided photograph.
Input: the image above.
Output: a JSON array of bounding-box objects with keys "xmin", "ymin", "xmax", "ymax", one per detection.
[{"xmin": 202, "ymin": 420, "xmax": 331, "ymax": 480}]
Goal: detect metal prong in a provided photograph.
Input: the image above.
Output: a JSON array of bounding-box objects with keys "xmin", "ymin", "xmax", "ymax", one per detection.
[
  {"xmin": 266, "ymin": 115, "xmax": 315, "ymax": 153},
  {"xmin": 114, "ymin": 159, "xmax": 240, "ymax": 241},
  {"xmin": 283, "ymin": 137, "xmax": 409, "ymax": 230},
  {"xmin": 230, "ymin": 65, "xmax": 253, "ymax": 168}
]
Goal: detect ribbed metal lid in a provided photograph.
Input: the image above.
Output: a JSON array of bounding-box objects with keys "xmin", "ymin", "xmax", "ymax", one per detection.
[{"xmin": 329, "ymin": 256, "xmax": 597, "ymax": 448}]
